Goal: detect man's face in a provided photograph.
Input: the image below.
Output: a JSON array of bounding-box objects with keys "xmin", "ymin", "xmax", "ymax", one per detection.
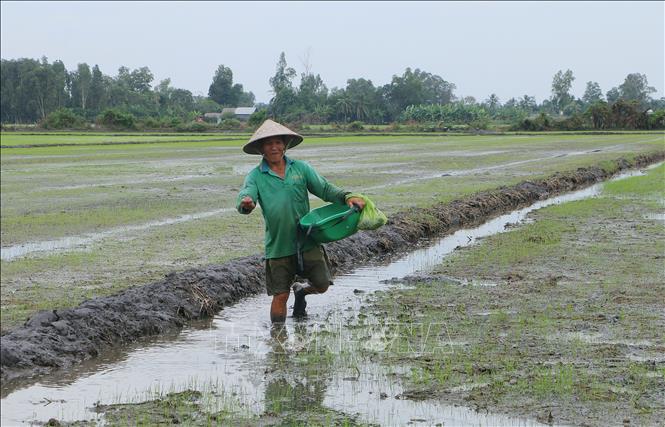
[{"xmin": 261, "ymin": 137, "xmax": 286, "ymax": 163}]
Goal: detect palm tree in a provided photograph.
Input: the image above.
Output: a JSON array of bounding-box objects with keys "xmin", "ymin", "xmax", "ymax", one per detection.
[
  {"xmin": 335, "ymin": 96, "xmax": 352, "ymax": 123},
  {"xmin": 352, "ymin": 95, "xmax": 369, "ymax": 122}
]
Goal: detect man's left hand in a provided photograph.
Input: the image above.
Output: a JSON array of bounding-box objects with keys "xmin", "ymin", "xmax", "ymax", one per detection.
[{"xmin": 347, "ymin": 197, "xmax": 365, "ymax": 211}]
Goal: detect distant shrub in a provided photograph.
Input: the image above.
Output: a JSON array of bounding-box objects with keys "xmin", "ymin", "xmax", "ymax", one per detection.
[
  {"xmin": 552, "ymin": 113, "xmax": 587, "ymax": 131},
  {"xmin": 162, "ymin": 116, "xmax": 183, "ymax": 128},
  {"xmin": 348, "ymin": 121, "xmax": 365, "ymax": 131},
  {"xmin": 512, "ymin": 113, "xmax": 552, "ymax": 131},
  {"xmin": 449, "ymin": 124, "xmax": 469, "ymax": 131},
  {"xmin": 221, "ymin": 111, "xmax": 236, "ymax": 120},
  {"xmin": 98, "ymin": 109, "xmax": 136, "ymax": 129},
  {"xmin": 41, "ymin": 108, "xmax": 87, "ymax": 129},
  {"xmin": 219, "ymin": 118, "xmax": 242, "ymax": 130},
  {"xmin": 176, "ymin": 122, "xmax": 209, "ymax": 132},
  {"xmin": 416, "ymin": 121, "xmax": 449, "ymax": 132},
  {"xmin": 285, "ymin": 120, "xmax": 304, "ymax": 131},
  {"xmin": 140, "ymin": 117, "xmax": 161, "ymax": 129},
  {"xmin": 468, "ymin": 118, "xmax": 490, "ymax": 130}
]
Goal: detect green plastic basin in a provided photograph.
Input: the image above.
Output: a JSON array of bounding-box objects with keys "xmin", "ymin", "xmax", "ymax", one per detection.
[{"xmin": 299, "ymin": 203, "xmax": 360, "ymax": 243}]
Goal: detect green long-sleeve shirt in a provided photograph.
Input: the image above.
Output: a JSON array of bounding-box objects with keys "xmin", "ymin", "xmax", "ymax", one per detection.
[{"xmin": 236, "ymin": 156, "xmax": 348, "ymax": 259}]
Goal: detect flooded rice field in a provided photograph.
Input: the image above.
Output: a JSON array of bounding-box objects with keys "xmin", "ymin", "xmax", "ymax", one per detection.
[
  {"xmin": 0, "ymin": 152, "xmax": 593, "ymax": 261},
  {"xmin": 3, "ymin": 165, "xmax": 657, "ymax": 426},
  {"xmin": 2, "ymin": 132, "xmax": 664, "ymax": 425}
]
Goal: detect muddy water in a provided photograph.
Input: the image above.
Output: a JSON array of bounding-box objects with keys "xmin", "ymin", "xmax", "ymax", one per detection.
[{"xmin": 1, "ymin": 166, "xmax": 656, "ymax": 426}]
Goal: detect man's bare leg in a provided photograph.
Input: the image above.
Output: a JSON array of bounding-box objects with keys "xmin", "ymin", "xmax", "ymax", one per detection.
[{"xmin": 270, "ymin": 292, "xmax": 289, "ymax": 323}]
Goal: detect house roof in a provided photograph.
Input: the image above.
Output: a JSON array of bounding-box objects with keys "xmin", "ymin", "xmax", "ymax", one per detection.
[
  {"xmin": 235, "ymin": 107, "xmax": 256, "ymax": 115},
  {"xmin": 210, "ymin": 107, "xmax": 257, "ymax": 116}
]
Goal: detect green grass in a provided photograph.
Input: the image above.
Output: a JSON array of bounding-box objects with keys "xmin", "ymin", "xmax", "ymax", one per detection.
[
  {"xmin": 0, "ymin": 132, "xmax": 251, "ymax": 146},
  {"xmin": 367, "ymin": 162, "xmax": 665, "ymax": 425},
  {"xmin": 604, "ymin": 163, "xmax": 665, "ymax": 196}
]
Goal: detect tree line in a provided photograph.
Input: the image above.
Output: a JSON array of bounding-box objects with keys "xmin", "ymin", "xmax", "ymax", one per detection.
[
  {"xmin": 0, "ymin": 57, "xmax": 254, "ymax": 126},
  {"xmin": 1, "ymin": 53, "xmax": 664, "ymax": 130}
]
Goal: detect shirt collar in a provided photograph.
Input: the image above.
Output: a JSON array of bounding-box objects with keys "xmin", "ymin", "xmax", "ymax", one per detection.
[{"xmin": 260, "ymin": 155, "xmax": 293, "ymax": 173}]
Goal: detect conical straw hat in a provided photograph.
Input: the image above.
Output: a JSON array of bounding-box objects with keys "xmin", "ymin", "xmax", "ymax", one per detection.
[{"xmin": 243, "ymin": 119, "xmax": 303, "ymax": 154}]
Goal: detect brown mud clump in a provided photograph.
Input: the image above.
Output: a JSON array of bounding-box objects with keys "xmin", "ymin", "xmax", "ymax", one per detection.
[{"xmin": 1, "ymin": 151, "xmax": 663, "ymax": 386}]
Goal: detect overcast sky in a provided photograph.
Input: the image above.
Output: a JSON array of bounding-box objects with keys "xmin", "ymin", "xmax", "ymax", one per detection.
[{"xmin": 2, "ymin": 1, "xmax": 663, "ymax": 104}]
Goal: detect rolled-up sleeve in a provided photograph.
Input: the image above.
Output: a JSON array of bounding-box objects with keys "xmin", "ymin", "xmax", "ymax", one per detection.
[
  {"xmin": 303, "ymin": 162, "xmax": 348, "ymax": 205},
  {"xmin": 236, "ymin": 171, "xmax": 259, "ymax": 214}
]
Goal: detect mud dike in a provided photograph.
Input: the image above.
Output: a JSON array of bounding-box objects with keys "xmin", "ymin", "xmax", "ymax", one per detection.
[{"xmin": 2, "ymin": 151, "xmax": 663, "ymax": 390}]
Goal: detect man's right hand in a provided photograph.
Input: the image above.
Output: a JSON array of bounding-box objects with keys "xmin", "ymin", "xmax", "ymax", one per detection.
[{"xmin": 240, "ymin": 196, "xmax": 256, "ymax": 213}]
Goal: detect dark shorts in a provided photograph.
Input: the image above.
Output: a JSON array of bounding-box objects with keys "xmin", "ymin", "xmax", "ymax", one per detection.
[{"xmin": 265, "ymin": 246, "xmax": 333, "ymax": 296}]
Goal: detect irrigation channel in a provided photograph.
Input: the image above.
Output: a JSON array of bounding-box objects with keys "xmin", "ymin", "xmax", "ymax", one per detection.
[{"xmin": 1, "ymin": 165, "xmax": 659, "ymax": 426}]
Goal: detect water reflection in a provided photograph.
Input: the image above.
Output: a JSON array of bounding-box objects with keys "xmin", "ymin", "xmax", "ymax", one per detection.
[{"xmin": 262, "ymin": 323, "xmax": 339, "ymax": 423}]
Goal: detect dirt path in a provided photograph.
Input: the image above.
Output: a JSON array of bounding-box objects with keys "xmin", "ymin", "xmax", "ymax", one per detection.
[{"xmin": 2, "ymin": 151, "xmax": 663, "ymax": 389}]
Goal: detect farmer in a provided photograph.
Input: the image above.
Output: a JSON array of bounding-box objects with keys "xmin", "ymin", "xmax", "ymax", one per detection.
[{"xmin": 237, "ymin": 119, "xmax": 365, "ymax": 324}]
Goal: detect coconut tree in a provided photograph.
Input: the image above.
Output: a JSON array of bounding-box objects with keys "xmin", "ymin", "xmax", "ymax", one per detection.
[{"xmin": 335, "ymin": 96, "xmax": 352, "ymax": 123}]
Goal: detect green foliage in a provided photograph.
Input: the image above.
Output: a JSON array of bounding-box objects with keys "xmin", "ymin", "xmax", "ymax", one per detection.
[
  {"xmin": 97, "ymin": 108, "xmax": 136, "ymax": 129},
  {"xmin": 140, "ymin": 117, "xmax": 161, "ymax": 129},
  {"xmin": 585, "ymin": 101, "xmax": 611, "ymax": 129},
  {"xmin": 41, "ymin": 108, "xmax": 87, "ymax": 129},
  {"xmin": 647, "ymin": 109, "xmax": 665, "ymax": 129},
  {"xmin": 582, "ymin": 81, "xmax": 604, "ymax": 104},
  {"xmin": 163, "ymin": 116, "xmax": 183, "ymax": 128},
  {"xmin": 610, "ymin": 100, "xmax": 646, "ymax": 129},
  {"xmin": 1, "ymin": 58, "xmax": 219, "ymax": 124},
  {"xmin": 219, "ymin": 118, "xmax": 242, "ymax": 130},
  {"xmin": 347, "ymin": 121, "xmax": 364, "ymax": 131},
  {"xmin": 402, "ymin": 102, "xmax": 489, "ymax": 128},
  {"xmin": 117, "ymin": 66, "xmax": 154, "ymax": 94},
  {"xmin": 298, "ymin": 73, "xmax": 328, "ymax": 113},
  {"xmin": 268, "ymin": 52, "xmax": 297, "ymax": 120},
  {"xmin": 175, "ymin": 121, "xmax": 210, "ymax": 132},
  {"xmin": 193, "ymin": 97, "xmax": 222, "ymax": 114},
  {"xmin": 155, "ymin": 79, "xmax": 195, "ymax": 117},
  {"xmin": 208, "ymin": 65, "xmax": 235, "ymax": 105},
  {"xmin": 208, "ymin": 64, "xmax": 254, "ymax": 107},
  {"xmin": 402, "ymin": 121, "xmax": 452, "ymax": 132},
  {"xmin": 385, "ymin": 68, "xmax": 456, "ymax": 117},
  {"xmin": 512, "ymin": 113, "xmax": 552, "ymax": 131},
  {"xmin": 554, "ymin": 113, "xmax": 587, "ymax": 131},
  {"xmin": 70, "ymin": 63, "xmax": 92, "ymax": 110},
  {"xmin": 248, "ymin": 109, "xmax": 268, "ymax": 127},
  {"xmin": 3, "ymin": 56, "xmax": 663, "ymax": 131},
  {"xmin": 551, "ymin": 69, "xmax": 575, "ymax": 113},
  {"xmin": 618, "ymin": 73, "xmax": 656, "ymax": 108},
  {"xmin": 1, "ymin": 57, "xmax": 67, "ymax": 122}
]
